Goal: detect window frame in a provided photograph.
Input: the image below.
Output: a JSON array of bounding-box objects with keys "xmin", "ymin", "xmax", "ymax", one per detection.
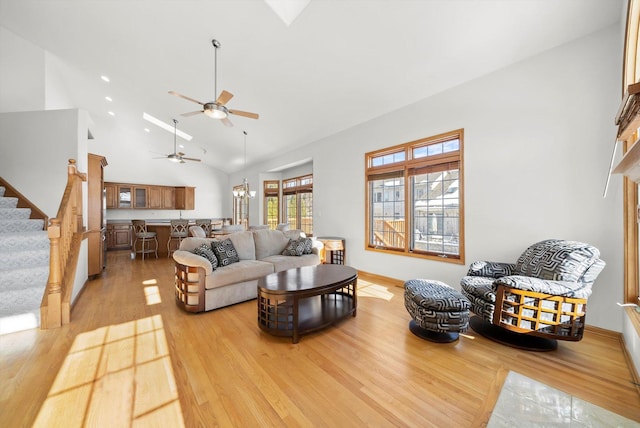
[
  {"xmin": 282, "ymin": 174, "xmax": 313, "ymax": 236},
  {"xmin": 365, "ymin": 129, "xmax": 464, "ymax": 264},
  {"xmin": 263, "ymin": 180, "xmax": 280, "ymax": 230},
  {"xmin": 622, "ymin": 0, "xmax": 640, "ymax": 305}
]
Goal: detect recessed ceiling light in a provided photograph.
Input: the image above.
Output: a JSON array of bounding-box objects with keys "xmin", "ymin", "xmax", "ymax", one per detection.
[
  {"xmin": 105, "ymin": 96, "xmax": 112, "ymax": 102},
  {"xmin": 179, "ymin": 144, "xmax": 184, "ymax": 149},
  {"xmin": 108, "ymin": 111, "xmax": 115, "ymax": 116},
  {"xmin": 144, "ymin": 128, "xmax": 150, "ymax": 133},
  {"xmin": 101, "ymin": 75, "xmax": 110, "ymax": 82},
  {"xmin": 142, "ymin": 112, "xmax": 192, "ymax": 141}
]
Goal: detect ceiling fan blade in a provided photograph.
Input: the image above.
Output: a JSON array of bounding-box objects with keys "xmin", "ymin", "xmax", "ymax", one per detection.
[
  {"xmin": 221, "ymin": 117, "xmax": 233, "ymax": 127},
  {"xmin": 169, "ymin": 91, "xmax": 205, "ymax": 106},
  {"xmin": 182, "ymin": 157, "xmax": 201, "ymax": 162},
  {"xmin": 181, "ymin": 110, "xmax": 203, "ymax": 117},
  {"xmin": 228, "ymin": 109, "xmax": 259, "ymax": 120},
  {"xmin": 216, "ymin": 90, "xmax": 234, "ymax": 106}
]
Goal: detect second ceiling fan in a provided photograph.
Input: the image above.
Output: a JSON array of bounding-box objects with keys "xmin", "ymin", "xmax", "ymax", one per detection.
[{"xmin": 169, "ymin": 39, "xmax": 259, "ymax": 127}]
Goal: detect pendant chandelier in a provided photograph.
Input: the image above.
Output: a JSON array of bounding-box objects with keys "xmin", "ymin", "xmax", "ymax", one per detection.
[{"xmin": 233, "ymin": 131, "xmax": 256, "ymax": 199}]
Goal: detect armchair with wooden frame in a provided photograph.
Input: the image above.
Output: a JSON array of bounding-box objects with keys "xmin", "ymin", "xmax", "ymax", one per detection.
[{"xmin": 460, "ymin": 239, "xmax": 605, "ymax": 351}]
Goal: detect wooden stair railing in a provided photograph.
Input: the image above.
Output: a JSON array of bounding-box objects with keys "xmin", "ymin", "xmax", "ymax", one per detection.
[{"xmin": 41, "ymin": 159, "xmax": 86, "ymax": 329}]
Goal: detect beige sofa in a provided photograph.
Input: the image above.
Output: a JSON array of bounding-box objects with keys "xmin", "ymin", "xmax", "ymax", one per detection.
[{"xmin": 173, "ymin": 228, "xmax": 322, "ymax": 312}]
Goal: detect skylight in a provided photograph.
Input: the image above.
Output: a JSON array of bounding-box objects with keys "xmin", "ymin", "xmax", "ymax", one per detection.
[{"xmin": 142, "ymin": 112, "xmax": 192, "ymax": 141}]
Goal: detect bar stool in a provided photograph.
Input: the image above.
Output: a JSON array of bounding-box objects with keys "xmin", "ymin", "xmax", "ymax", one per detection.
[
  {"xmin": 167, "ymin": 219, "xmax": 189, "ymax": 257},
  {"xmin": 195, "ymin": 219, "xmax": 213, "ymax": 237},
  {"xmin": 131, "ymin": 220, "xmax": 158, "ymax": 260}
]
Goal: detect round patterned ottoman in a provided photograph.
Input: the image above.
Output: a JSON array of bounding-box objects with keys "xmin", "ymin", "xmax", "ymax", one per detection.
[{"xmin": 404, "ymin": 279, "xmax": 471, "ymax": 343}]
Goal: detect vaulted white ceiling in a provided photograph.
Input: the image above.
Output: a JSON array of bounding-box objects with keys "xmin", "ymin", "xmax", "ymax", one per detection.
[{"xmin": 0, "ymin": 0, "xmax": 623, "ymax": 173}]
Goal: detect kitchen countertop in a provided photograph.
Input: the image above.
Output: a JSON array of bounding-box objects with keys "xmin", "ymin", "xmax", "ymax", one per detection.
[{"xmin": 107, "ymin": 219, "xmax": 227, "ymax": 224}]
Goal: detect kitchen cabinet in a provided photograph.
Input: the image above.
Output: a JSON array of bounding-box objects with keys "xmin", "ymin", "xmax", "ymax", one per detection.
[
  {"xmin": 148, "ymin": 186, "xmax": 162, "ymax": 209},
  {"xmin": 175, "ymin": 186, "xmax": 195, "ymax": 210},
  {"xmin": 133, "ymin": 186, "xmax": 148, "ymax": 209},
  {"xmin": 105, "ymin": 183, "xmax": 117, "ymax": 209},
  {"xmin": 117, "ymin": 185, "xmax": 132, "ymax": 208},
  {"xmin": 148, "ymin": 186, "xmax": 175, "ymax": 209},
  {"xmin": 105, "ymin": 182, "xmax": 194, "ymax": 210},
  {"xmin": 107, "ymin": 223, "xmax": 132, "ymax": 250},
  {"xmin": 162, "ymin": 186, "xmax": 175, "ymax": 209}
]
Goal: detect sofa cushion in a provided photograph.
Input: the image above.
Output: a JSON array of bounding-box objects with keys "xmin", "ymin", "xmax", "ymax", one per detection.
[
  {"xmin": 212, "ymin": 239, "xmax": 240, "ymax": 266},
  {"xmin": 189, "ymin": 225, "xmax": 207, "ymax": 238},
  {"xmin": 179, "ymin": 237, "xmax": 216, "ymax": 252},
  {"xmin": 261, "ymin": 253, "xmax": 321, "ymax": 272},
  {"xmin": 283, "ymin": 229, "xmax": 306, "ymax": 240},
  {"xmin": 193, "ymin": 244, "xmax": 218, "ymax": 270},
  {"xmin": 253, "ymin": 229, "xmax": 289, "ymax": 259},
  {"xmin": 206, "ymin": 260, "xmax": 274, "ymax": 290},
  {"xmin": 227, "ymin": 231, "xmax": 256, "ymax": 260}
]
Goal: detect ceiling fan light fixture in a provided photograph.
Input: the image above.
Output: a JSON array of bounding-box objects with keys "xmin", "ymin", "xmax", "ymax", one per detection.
[{"xmin": 204, "ymin": 104, "xmax": 228, "ymax": 119}]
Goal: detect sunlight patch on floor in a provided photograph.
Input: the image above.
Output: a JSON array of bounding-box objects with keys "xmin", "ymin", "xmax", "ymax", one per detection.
[
  {"xmin": 144, "ymin": 286, "xmax": 162, "ymax": 305},
  {"xmin": 0, "ymin": 312, "xmax": 39, "ymax": 335},
  {"xmin": 357, "ymin": 280, "xmax": 395, "ymax": 301},
  {"xmin": 33, "ymin": 315, "xmax": 184, "ymax": 427}
]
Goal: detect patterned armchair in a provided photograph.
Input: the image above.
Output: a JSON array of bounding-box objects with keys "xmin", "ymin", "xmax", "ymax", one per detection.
[{"xmin": 460, "ymin": 239, "xmax": 605, "ymax": 349}]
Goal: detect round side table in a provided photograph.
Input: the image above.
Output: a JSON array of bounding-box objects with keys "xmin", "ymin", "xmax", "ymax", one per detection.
[{"xmin": 316, "ymin": 236, "xmax": 345, "ymax": 264}]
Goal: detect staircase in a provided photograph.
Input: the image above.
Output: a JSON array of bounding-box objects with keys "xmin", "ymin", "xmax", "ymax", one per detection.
[{"xmin": 0, "ymin": 186, "xmax": 49, "ymax": 334}]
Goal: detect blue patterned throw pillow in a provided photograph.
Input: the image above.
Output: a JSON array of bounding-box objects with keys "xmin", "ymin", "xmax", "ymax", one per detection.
[
  {"xmin": 212, "ymin": 239, "xmax": 240, "ymax": 266},
  {"xmin": 193, "ymin": 244, "xmax": 218, "ymax": 270}
]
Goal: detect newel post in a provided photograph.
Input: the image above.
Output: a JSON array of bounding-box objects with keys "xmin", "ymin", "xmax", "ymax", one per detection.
[{"xmin": 46, "ymin": 218, "xmax": 62, "ymax": 328}]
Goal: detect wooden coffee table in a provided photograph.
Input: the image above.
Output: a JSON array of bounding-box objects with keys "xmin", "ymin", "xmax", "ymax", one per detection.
[{"xmin": 257, "ymin": 265, "xmax": 358, "ymax": 343}]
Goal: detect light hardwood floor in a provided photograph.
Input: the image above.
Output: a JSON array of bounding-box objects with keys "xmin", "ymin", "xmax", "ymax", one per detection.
[{"xmin": 1, "ymin": 251, "xmax": 639, "ymax": 427}]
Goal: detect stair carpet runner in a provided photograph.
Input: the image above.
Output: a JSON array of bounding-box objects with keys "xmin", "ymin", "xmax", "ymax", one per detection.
[{"xmin": 0, "ymin": 186, "xmax": 48, "ymax": 334}]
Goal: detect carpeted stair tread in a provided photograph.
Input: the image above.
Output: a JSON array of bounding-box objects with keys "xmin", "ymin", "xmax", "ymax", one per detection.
[
  {"xmin": 0, "ymin": 207, "xmax": 32, "ymax": 220},
  {"xmin": 0, "ymin": 219, "xmax": 45, "ymax": 233},
  {"xmin": 0, "ymin": 266, "xmax": 49, "ymax": 291},
  {"xmin": 0, "ymin": 287, "xmax": 43, "ymax": 319},
  {"xmin": 0, "ymin": 248, "xmax": 49, "ymax": 270},
  {"xmin": 0, "ymin": 184, "xmax": 49, "ymax": 332},
  {"xmin": 0, "ymin": 197, "xmax": 18, "ymax": 208},
  {"xmin": 0, "ymin": 231, "xmax": 49, "ymax": 252}
]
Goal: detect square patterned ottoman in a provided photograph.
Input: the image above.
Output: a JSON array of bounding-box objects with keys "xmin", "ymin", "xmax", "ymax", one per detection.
[{"xmin": 404, "ymin": 279, "xmax": 471, "ymax": 343}]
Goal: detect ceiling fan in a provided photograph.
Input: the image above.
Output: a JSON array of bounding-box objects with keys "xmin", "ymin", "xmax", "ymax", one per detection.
[
  {"xmin": 154, "ymin": 119, "xmax": 201, "ymax": 163},
  {"xmin": 169, "ymin": 39, "xmax": 259, "ymax": 127}
]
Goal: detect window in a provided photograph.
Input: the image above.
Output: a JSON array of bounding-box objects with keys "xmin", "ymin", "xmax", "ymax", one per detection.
[
  {"xmin": 365, "ymin": 129, "xmax": 464, "ymax": 263},
  {"xmin": 263, "ymin": 180, "xmax": 280, "ymax": 229},
  {"xmin": 283, "ymin": 174, "xmax": 313, "ymax": 236}
]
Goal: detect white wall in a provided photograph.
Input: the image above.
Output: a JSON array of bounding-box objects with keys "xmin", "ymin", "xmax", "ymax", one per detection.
[
  {"xmin": 94, "ymin": 122, "xmax": 230, "ymax": 221},
  {"xmin": 44, "ymin": 52, "xmax": 76, "ymax": 110},
  {"xmin": 0, "ymin": 109, "xmax": 90, "ymax": 219},
  {"xmin": 0, "ymin": 27, "xmax": 45, "ymax": 112},
  {"xmin": 244, "ymin": 24, "xmax": 624, "ymax": 332}
]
